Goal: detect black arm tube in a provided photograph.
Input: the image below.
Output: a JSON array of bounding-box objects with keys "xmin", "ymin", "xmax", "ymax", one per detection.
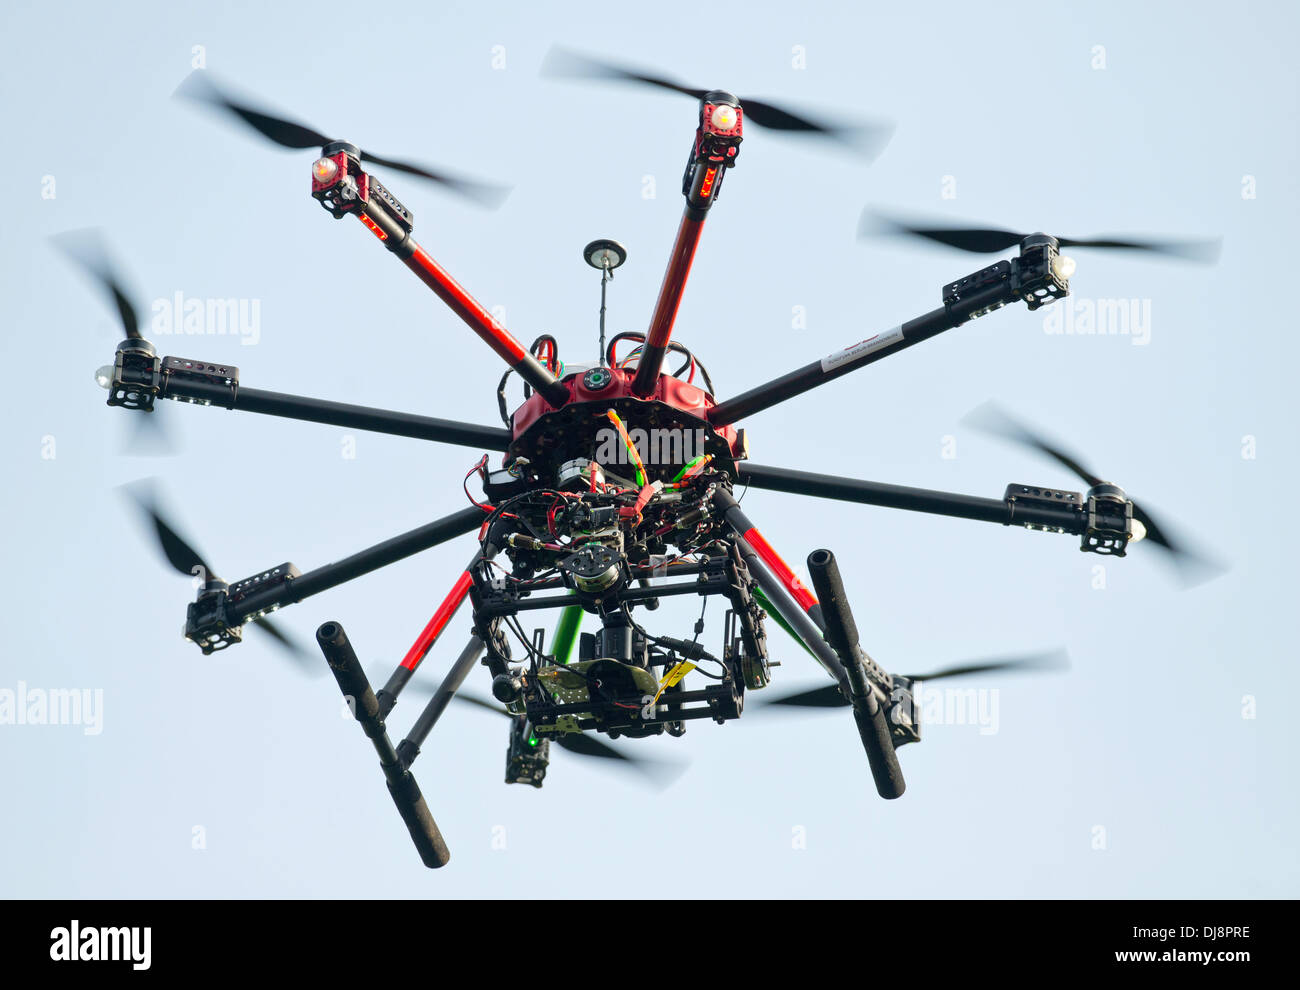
[
  {"xmin": 708, "ymin": 493, "xmax": 846, "ymax": 685},
  {"xmin": 230, "ymin": 507, "xmax": 484, "ymax": 622},
  {"xmin": 397, "ymin": 636, "xmax": 486, "ymax": 767},
  {"xmin": 317, "ymin": 621, "xmax": 451, "ymax": 869},
  {"xmin": 734, "ymin": 540, "xmax": 845, "ymax": 684},
  {"xmin": 806, "ymin": 550, "xmax": 905, "ymax": 800},
  {"xmin": 709, "ymin": 279, "xmax": 1014, "ymax": 426},
  {"xmin": 161, "ymin": 377, "xmax": 511, "ymax": 451},
  {"xmin": 738, "ymin": 463, "xmax": 1088, "ymax": 532}
]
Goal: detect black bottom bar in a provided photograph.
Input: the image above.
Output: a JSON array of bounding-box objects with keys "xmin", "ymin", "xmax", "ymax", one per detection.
[
  {"xmin": 807, "ymin": 549, "xmax": 905, "ymax": 800},
  {"xmin": 398, "ymin": 636, "xmax": 486, "ymax": 765},
  {"xmin": 163, "ymin": 378, "xmax": 511, "ymax": 450},
  {"xmin": 708, "ymin": 279, "xmax": 1013, "ymax": 425},
  {"xmin": 740, "ymin": 462, "xmax": 1009, "ymax": 523},
  {"xmin": 317, "ymin": 621, "xmax": 451, "ymax": 869},
  {"xmin": 232, "ymin": 506, "xmax": 484, "ymax": 620}
]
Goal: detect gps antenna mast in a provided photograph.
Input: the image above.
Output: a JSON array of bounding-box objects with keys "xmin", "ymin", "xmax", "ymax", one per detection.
[{"xmin": 584, "ymin": 239, "xmax": 627, "ymax": 367}]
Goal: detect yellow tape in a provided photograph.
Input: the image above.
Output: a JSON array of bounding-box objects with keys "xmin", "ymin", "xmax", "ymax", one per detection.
[{"xmin": 651, "ymin": 661, "xmax": 696, "ymax": 704}]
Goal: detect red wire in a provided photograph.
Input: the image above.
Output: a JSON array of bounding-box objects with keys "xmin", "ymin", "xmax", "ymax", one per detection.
[
  {"xmin": 532, "ymin": 339, "xmax": 557, "ymax": 374},
  {"xmin": 464, "ymin": 456, "xmax": 495, "ymax": 513}
]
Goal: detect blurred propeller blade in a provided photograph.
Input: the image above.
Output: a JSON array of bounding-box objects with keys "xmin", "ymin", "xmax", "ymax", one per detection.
[
  {"xmin": 1056, "ymin": 235, "xmax": 1222, "ymax": 263},
  {"xmin": 863, "ymin": 210, "xmax": 1220, "ymax": 262},
  {"xmin": 52, "ymin": 229, "xmax": 142, "ymax": 340},
  {"xmin": 175, "ymin": 72, "xmax": 510, "ymax": 207},
  {"xmin": 964, "ymin": 402, "xmax": 1226, "ymax": 583},
  {"xmin": 762, "ymin": 650, "xmax": 1068, "ymax": 711},
  {"xmin": 765, "ymin": 684, "xmax": 848, "ymax": 708},
  {"xmin": 454, "ymin": 692, "xmax": 511, "ymax": 717},
  {"xmin": 903, "ymin": 649, "xmax": 1070, "ymax": 682},
  {"xmin": 964, "ymin": 401, "xmax": 1105, "ymax": 488},
  {"xmin": 450, "ymin": 692, "xmax": 685, "ymax": 788},
  {"xmin": 250, "ymin": 616, "xmax": 319, "ymax": 674},
  {"xmin": 552, "ymin": 733, "xmax": 684, "ymax": 789},
  {"xmin": 124, "ymin": 483, "xmax": 213, "ymax": 580},
  {"xmin": 542, "ymin": 47, "xmax": 891, "ymax": 153},
  {"xmin": 122, "ymin": 482, "xmax": 316, "ymax": 671},
  {"xmin": 122, "ymin": 410, "xmax": 177, "ymax": 458},
  {"xmin": 357, "ymin": 151, "xmax": 510, "ymax": 208},
  {"xmin": 57, "ymin": 231, "xmax": 178, "ymax": 456},
  {"xmin": 555, "ymin": 733, "xmax": 637, "ymax": 761},
  {"xmin": 541, "ymin": 47, "xmax": 705, "ymax": 100},
  {"xmin": 175, "ymin": 71, "xmax": 330, "ymax": 148}
]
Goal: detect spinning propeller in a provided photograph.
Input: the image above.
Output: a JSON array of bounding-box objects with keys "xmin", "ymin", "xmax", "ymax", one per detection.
[
  {"xmin": 53, "ymin": 230, "xmax": 175, "ymax": 456},
  {"xmin": 760, "ymin": 649, "xmax": 1070, "ymax": 711},
  {"xmin": 542, "ymin": 47, "xmax": 894, "ymax": 157},
  {"xmin": 862, "ymin": 210, "xmax": 1221, "ymax": 263},
  {"xmin": 965, "ymin": 402, "xmax": 1224, "ymax": 585},
  {"xmin": 175, "ymin": 72, "xmax": 510, "ymax": 208},
  {"xmin": 443, "ymin": 690, "xmax": 687, "ymax": 790},
  {"xmin": 123, "ymin": 483, "xmax": 316, "ymax": 671}
]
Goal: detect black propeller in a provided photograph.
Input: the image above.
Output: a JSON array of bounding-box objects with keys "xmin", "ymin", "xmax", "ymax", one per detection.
[
  {"xmin": 52, "ymin": 230, "xmax": 142, "ymax": 340},
  {"xmin": 448, "ymin": 691, "xmax": 685, "ymax": 789},
  {"xmin": 53, "ymin": 230, "xmax": 176, "ymax": 456},
  {"xmin": 964, "ymin": 402, "xmax": 1225, "ymax": 585},
  {"xmin": 122, "ymin": 482, "xmax": 316, "ymax": 672},
  {"xmin": 174, "ymin": 72, "xmax": 510, "ymax": 208},
  {"xmin": 862, "ymin": 210, "xmax": 1221, "ymax": 263},
  {"xmin": 901, "ymin": 649, "xmax": 1071, "ymax": 682},
  {"xmin": 542, "ymin": 47, "xmax": 893, "ymax": 156},
  {"xmin": 762, "ymin": 649, "xmax": 1070, "ymax": 710}
]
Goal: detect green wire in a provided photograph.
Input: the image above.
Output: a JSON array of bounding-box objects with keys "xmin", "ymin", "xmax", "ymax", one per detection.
[
  {"xmin": 752, "ymin": 586, "xmax": 817, "ymax": 660},
  {"xmin": 670, "ymin": 454, "xmax": 707, "ymax": 484}
]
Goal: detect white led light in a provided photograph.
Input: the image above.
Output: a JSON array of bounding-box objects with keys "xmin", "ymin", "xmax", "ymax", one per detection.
[
  {"xmin": 1052, "ymin": 254, "xmax": 1077, "ymax": 280},
  {"xmin": 710, "ymin": 104, "xmax": 737, "ymax": 130},
  {"xmin": 94, "ymin": 365, "xmax": 113, "ymax": 390},
  {"xmin": 1130, "ymin": 518, "xmax": 1148, "ymax": 543},
  {"xmin": 312, "ymin": 157, "xmax": 339, "ymax": 183}
]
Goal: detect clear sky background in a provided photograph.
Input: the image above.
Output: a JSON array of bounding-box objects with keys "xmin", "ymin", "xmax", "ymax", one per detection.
[{"xmin": 2, "ymin": 0, "xmax": 1296, "ymax": 898}]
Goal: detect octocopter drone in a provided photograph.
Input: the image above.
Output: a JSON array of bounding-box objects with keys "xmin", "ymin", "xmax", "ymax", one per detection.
[{"xmin": 67, "ymin": 50, "xmax": 1220, "ymax": 868}]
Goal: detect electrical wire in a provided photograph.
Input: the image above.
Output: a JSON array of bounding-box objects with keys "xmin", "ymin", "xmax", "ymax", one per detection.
[{"xmin": 605, "ymin": 409, "xmax": 647, "ymax": 488}]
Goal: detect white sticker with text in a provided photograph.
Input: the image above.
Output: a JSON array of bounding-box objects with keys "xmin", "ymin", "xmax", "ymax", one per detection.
[{"xmin": 820, "ymin": 324, "xmax": 904, "ymax": 372}]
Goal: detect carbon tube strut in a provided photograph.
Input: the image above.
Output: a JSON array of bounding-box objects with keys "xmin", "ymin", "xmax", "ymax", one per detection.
[
  {"xmin": 708, "ymin": 278, "xmax": 1017, "ymax": 426},
  {"xmin": 738, "ymin": 463, "xmax": 1090, "ymax": 533},
  {"xmin": 355, "ymin": 201, "xmax": 569, "ymax": 408},
  {"xmin": 710, "ymin": 490, "xmax": 843, "ymax": 685},
  {"xmin": 806, "ymin": 549, "xmax": 905, "ymax": 800},
  {"xmin": 317, "ymin": 620, "xmax": 451, "ymax": 869},
  {"xmin": 396, "ymin": 636, "xmax": 486, "ymax": 768},
  {"xmin": 160, "ymin": 377, "xmax": 510, "ymax": 450},
  {"xmin": 227, "ymin": 507, "xmax": 484, "ymax": 623},
  {"xmin": 711, "ymin": 489, "xmax": 825, "ymax": 630},
  {"xmin": 631, "ymin": 210, "xmax": 708, "ymax": 397}
]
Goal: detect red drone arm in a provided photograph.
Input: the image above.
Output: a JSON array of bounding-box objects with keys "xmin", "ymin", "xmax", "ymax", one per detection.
[
  {"xmin": 311, "ymin": 149, "xmax": 569, "ymax": 409},
  {"xmin": 630, "ymin": 94, "xmax": 744, "ymax": 397}
]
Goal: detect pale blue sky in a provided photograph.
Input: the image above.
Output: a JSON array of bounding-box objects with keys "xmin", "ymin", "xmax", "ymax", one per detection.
[{"xmin": 2, "ymin": 0, "xmax": 1297, "ymax": 897}]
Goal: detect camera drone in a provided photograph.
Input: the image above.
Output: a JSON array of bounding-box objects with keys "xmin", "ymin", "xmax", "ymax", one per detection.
[{"xmin": 67, "ymin": 50, "xmax": 1220, "ymax": 868}]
